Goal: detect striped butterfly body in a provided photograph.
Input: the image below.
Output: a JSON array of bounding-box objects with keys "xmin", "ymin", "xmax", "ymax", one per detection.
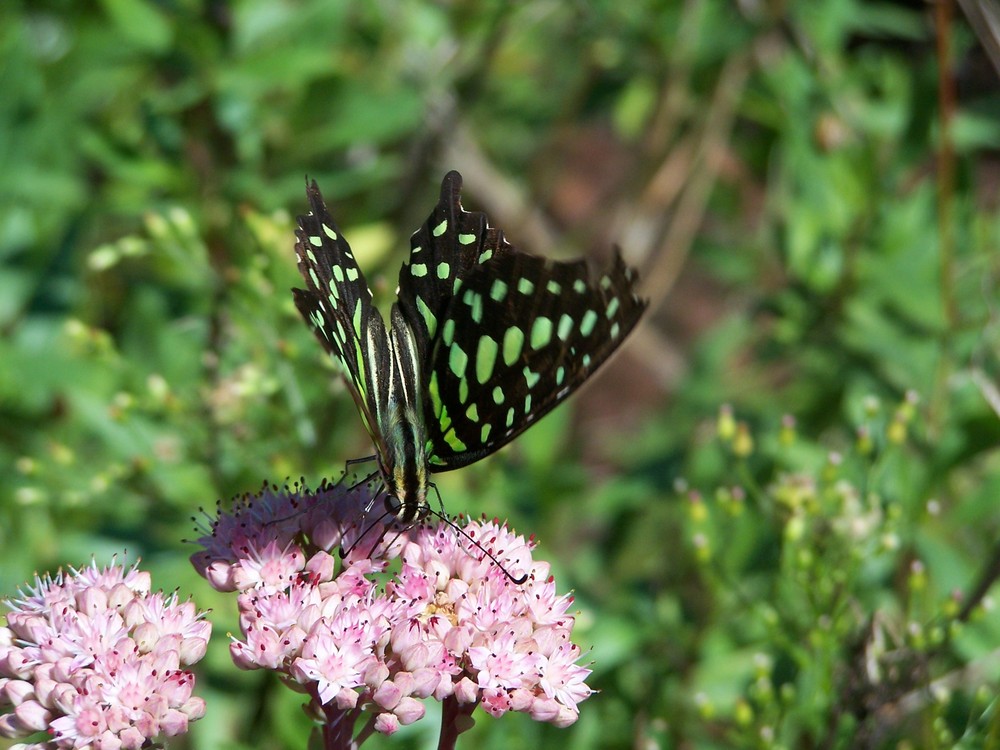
[{"xmin": 293, "ymin": 171, "xmax": 646, "ymax": 523}]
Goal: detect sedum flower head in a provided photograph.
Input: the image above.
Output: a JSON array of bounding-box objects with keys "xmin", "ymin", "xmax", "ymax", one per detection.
[
  {"xmin": 0, "ymin": 559, "xmax": 211, "ymax": 749},
  {"xmin": 192, "ymin": 479, "xmax": 593, "ymax": 743},
  {"xmin": 391, "ymin": 521, "xmax": 591, "ymax": 727}
]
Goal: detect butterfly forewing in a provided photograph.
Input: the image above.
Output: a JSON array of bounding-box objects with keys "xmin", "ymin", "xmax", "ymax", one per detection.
[
  {"xmin": 395, "ymin": 171, "xmax": 514, "ymax": 360},
  {"xmin": 292, "ymin": 180, "xmax": 392, "ymax": 458},
  {"xmin": 418, "ymin": 246, "xmax": 646, "ymax": 469}
]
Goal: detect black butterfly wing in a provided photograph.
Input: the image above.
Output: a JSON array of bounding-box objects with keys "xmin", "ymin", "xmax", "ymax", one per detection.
[
  {"xmin": 292, "ymin": 180, "xmax": 392, "ymax": 460},
  {"xmin": 422, "ymin": 247, "xmax": 646, "ymax": 469},
  {"xmin": 392, "ymin": 173, "xmax": 646, "ymax": 470},
  {"xmin": 394, "ymin": 171, "xmax": 514, "ymax": 362}
]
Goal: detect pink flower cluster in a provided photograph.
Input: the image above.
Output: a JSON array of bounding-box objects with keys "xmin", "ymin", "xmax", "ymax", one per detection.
[
  {"xmin": 0, "ymin": 560, "xmax": 210, "ymax": 750},
  {"xmin": 390, "ymin": 522, "xmax": 592, "ymax": 727},
  {"xmin": 190, "ymin": 479, "xmax": 592, "ymax": 741}
]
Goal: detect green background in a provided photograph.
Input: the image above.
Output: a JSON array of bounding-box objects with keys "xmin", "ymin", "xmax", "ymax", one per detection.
[{"xmin": 3, "ymin": 1, "xmax": 1000, "ymax": 748}]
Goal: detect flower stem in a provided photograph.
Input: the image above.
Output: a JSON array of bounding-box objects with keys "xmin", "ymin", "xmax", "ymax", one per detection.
[
  {"xmin": 316, "ymin": 695, "xmax": 358, "ymax": 750},
  {"xmin": 437, "ymin": 696, "xmax": 477, "ymax": 750},
  {"xmin": 352, "ymin": 712, "xmax": 378, "ymax": 747}
]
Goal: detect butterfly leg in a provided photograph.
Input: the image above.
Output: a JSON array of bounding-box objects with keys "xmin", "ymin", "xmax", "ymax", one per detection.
[{"xmin": 344, "ymin": 454, "xmax": 378, "ymax": 472}]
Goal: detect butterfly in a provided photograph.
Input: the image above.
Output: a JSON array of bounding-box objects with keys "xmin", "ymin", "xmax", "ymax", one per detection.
[{"xmin": 293, "ymin": 170, "xmax": 646, "ymax": 523}]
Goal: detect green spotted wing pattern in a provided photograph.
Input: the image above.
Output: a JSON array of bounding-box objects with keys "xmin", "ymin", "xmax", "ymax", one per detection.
[
  {"xmin": 292, "ymin": 181, "xmax": 393, "ymax": 462},
  {"xmin": 293, "ymin": 171, "xmax": 646, "ymax": 521},
  {"xmin": 397, "ymin": 172, "xmax": 646, "ymax": 469}
]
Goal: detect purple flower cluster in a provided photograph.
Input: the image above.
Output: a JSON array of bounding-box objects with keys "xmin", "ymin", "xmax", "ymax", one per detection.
[
  {"xmin": 191, "ymin": 479, "xmax": 592, "ymax": 742},
  {"xmin": 0, "ymin": 560, "xmax": 210, "ymax": 750}
]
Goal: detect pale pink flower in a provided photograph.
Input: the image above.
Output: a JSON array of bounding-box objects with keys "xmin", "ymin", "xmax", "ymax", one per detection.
[
  {"xmin": 193, "ymin": 480, "xmax": 592, "ymax": 749},
  {"xmin": 190, "ymin": 478, "xmax": 395, "ymax": 592},
  {"xmin": 390, "ymin": 520, "xmax": 592, "ymax": 725},
  {"xmin": 0, "ymin": 559, "xmax": 210, "ymax": 749}
]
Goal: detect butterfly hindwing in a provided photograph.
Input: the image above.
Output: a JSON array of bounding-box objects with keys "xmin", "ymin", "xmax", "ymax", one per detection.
[{"xmin": 292, "ymin": 180, "xmax": 392, "ymax": 457}]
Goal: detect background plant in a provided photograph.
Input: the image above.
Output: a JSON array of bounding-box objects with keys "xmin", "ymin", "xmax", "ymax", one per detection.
[{"xmin": 2, "ymin": 1, "xmax": 1000, "ymax": 748}]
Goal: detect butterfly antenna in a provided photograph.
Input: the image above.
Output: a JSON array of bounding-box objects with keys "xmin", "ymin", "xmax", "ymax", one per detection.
[{"xmin": 427, "ymin": 483, "xmax": 529, "ymax": 585}]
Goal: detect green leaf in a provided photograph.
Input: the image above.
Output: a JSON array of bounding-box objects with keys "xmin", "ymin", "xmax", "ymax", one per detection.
[{"xmin": 99, "ymin": 0, "xmax": 173, "ymax": 52}]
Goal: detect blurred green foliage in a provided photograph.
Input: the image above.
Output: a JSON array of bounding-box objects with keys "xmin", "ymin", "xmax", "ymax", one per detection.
[{"xmin": 3, "ymin": 0, "xmax": 1000, "ymax": 748}]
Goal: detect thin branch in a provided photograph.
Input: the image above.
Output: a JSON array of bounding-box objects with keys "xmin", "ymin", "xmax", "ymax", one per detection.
[{"xmin": 627, "ymin": 50, "xmax": 752, "ymax": 310}]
